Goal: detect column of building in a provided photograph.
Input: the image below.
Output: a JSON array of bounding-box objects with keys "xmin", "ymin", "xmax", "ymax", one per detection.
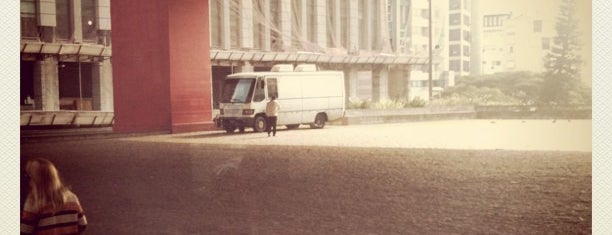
[
  {"xmin": 92, "ymin": 0, "xmax": 113, "ymax": 111},
  {"xmin": 344, "ymin": 0, "xmax": 361, "ymax": 103},
  {"xmin": 33, "ymin": 56, "xmax": 60, "ymax": 111}
]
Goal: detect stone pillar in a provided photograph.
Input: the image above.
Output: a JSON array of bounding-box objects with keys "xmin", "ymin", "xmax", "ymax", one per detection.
[
  {"xmin": 299, "ymin": 0, "xmax": 308, "ymax": 47},
  {"xmin": 348, "ymin": 0, "xmax": 359, "ymax": 52},
  {"xmin": 263, "ymin": 0, "xmax": 271, "ymax": 51},
  {"xmin": 71, "ymin": 0, "xmax": 83, "ymax": 43},
  {"xmin": 237, "ymin": 61, "xmax": 254, "ymax": 73},
  {"xmin": 377, "ymin": 66, "xmax": 389, "ymax": 101},
  {"xmin": 372, "ymin": 68, "xmax": 380, "ymax": 102},
  {"xmin": 363, "ymin": 0, "xmax": 372, "ymax": 50},
  {"xmin": 221, "ymin": 0, "xmax": 231, "ymax": 50},
  {"xmin": 91, "ymin": 59, "xmax": 113, "ymax": 111},
  {"xmin": 240, "ymin": 0, "xmax": 254, "ymax": 49},
  {"xmin": 33, "ymin": 56, "xmax": 60, "ymax": 111},
  {"xmin": 280, "ymin": 0, "xmax": 292, "ymax": 50},
  {"xmin": 346, "ymin": 67, "xmax": 359, "ymax": 100},
  {"xmin": 315, "ymin": 0, "xmax": 327, "ymax": 48},
  {"xmin": 111, "ymin": 0, "xmax": 214, "ymax": 133}
]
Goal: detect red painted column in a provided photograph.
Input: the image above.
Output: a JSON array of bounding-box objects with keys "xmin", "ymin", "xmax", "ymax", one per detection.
[{"xmin": 111, "ymin": 0, "xmax": 214, "ymax": 133}]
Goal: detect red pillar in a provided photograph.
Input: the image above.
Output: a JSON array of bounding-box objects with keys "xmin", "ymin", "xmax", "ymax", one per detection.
[{"xmin": 111, "ymin": 0, "xmax": 214, "ymax": 133}]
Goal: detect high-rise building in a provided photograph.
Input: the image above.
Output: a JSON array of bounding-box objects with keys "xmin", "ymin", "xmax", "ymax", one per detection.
[
  {"xmin": 387, "ymin": 0, "xmax": 453, "ymax": 100},
  {"xmin": 448, "ymin": 0, "xmax": 472, "ymax": 77}
]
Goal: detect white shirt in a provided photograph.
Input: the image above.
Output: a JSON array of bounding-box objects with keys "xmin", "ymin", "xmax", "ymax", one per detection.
[{"xmin": 265, "ymin": 100, "xmax": 280, "ymax": 117}]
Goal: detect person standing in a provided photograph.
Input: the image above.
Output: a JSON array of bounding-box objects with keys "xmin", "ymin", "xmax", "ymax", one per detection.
[
  {"xmin": 21, "ymin": 158, "xmax": 88, "ymax": 235},
  {"xmin": 265, "ymin": 95, "xmax": 281, "ymax": 136}
]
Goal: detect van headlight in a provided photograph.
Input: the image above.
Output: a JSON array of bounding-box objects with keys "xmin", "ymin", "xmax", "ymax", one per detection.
[{"xmin": 242, "ymin": 109, "xmax": 254, "ymax": 115}]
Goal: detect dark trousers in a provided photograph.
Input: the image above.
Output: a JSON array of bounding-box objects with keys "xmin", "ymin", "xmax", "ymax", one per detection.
[{"xmin": 266, "ymin": 116, "xmax": 277, "ymax": 136}]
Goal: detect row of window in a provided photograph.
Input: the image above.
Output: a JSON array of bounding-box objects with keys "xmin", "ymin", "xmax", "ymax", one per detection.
[
  {"xmin": 20, "ymin": 0, "xmax": 100, "ymax": 42},
  {"xmin": 449, "ymin": 29, "xmax": 471, "ymax": 42},
  {"xmin": 449, "ymin": 44, "xmax": 470, "ymax": 57},
  {"xmin": 449, "ymin": 13, "xmax": 470, "ymax": 27},
  {"xmin": 449, "ymin": 0, "xmax": 470, "ymax": 11},
  {"xmin": 449, "ymin": 60, "xmax": 470, "ymax": 73}
]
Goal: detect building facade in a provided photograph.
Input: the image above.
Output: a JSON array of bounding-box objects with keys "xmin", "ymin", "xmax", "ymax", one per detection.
[
  {"xmin": 20, "ymin": 0, "xmax": 113, "ymax": 113},
  {"xmin": 21, "ymin": 0, "xmax": 451, "ymax": 130},
  {"xmin": 475, "ymin": 0, "xmax": 559, "ymax": 75},
  {"xmin": 448, "ymin": 0, "xmax": 472, "ymax": 77},
  {"xmin": 208, "ymin": 0, "xmax": 432, "ymax": 107}
]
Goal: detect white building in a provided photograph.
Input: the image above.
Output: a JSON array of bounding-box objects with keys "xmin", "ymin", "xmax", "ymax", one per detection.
[{"xmin": 388, "ymin": 0, "xmax": 455, "ymax": 101}]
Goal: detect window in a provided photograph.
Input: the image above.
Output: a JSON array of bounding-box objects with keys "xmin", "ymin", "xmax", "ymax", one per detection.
[
  {"xmin": 229, "ymin": 0, "xmax": 240, "ymax": 49},
  {"xmin": 463, "ymin": 30, "xmax": 470, "ymax": 42},
  {"xmin": 463, "ymin": 61, "xmax": 470, "ymax": 72},
  {"xmin": 450, "ymin": 0, "xmax": 460, "ymax": 10},
  {"xmin": 56, "ymin": 0, "xmax": 71, "ymax": 40},
  {"xmin": 371, "ymin": 1, "xmax": 380, "ymax": 50},
  {"xmin": 267, "ymin": 78, "xmax": 278, "ymax": 99},
  {"xmin": 291, "ymin": 0, "xmax": 301, "ymax": 50},
  {"xmin": 340, "ymin": 0, "xmax": 349, "ymax": 48},
  {"xmin": 449, "ymin": 29, "xmax": 460, "ymax": 41},
  {"xmin": 358, "ymin": 0, "xmax": 367, "ymax": 49},
  {"xmin": 509, "ymin": 46, "xmax": 513, "ymax": 53},
  {"xmin": 450, "ymin": 60, "xmax": 461, "ymax": 72},
  {"xmin": 20, "ymin": 0, "xmax": 38, "ymax": 38},
  {"xmin": 210, "ymin": 0, "xmax": 222, "ymax": 48},
  {"xmin": 254, "ymin": 0, "xmax": 265, "ymax": 50},
  {"xmin": 81, "ymin": 0, "xmax": 97, "ymax": 42},
  {"xmin": 327, "ymin": 1, "xmax": 336, "ymax": 48},
  {"xmin": 449, "ymin": 44, "xmax": 460, "ymax": 56},
  {"xmin": 253, "ymin": 78, "xmax": 266, "ymax": 102},
  {"xmin": 449, "ymin": 13, "xmax": 461, "ymax": 26},
  {"xmin": 533, "ymin": 20, "xmax": 542, "ymax": 33},
  {"xmin": 221, "ymin": 79, "xmax": 255, "ymax": 103},
  {"xmin": 463, "ymin": 45, "xmax": 470, "ymax": 56},
  {"xmin": 463, "ymin": 15, "xmax": 470, "ymax": 26},
  {"xmin": 270, "ymin": 0, "xmax": 281, "ymax": 50}
]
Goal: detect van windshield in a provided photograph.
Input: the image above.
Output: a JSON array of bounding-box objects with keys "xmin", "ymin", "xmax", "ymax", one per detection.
[{"xmin": 221, "ymin": 78, "xmax": 255, "ymax": 103}]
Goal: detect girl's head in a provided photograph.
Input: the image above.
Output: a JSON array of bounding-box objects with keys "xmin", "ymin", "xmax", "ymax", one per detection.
[
  {"xmin": 26, "ymin": 158, "xmax": 63, "ymax": 191},
  {"xmin": 25, "ymin": 158, "xmax": 68, "ymax": 212}
]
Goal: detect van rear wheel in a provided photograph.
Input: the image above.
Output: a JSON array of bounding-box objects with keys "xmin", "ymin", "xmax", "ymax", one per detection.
[
  {"xmin": 253, "ymin": 115, "xmax": 267, "ymax": 132},
  {"xmin": 310, "ymin": 113, "xmax": 326, "ymax": 129}
]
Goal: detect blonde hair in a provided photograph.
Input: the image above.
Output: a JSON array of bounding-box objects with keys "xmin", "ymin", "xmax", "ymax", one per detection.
[{"xmin": 26, "ymin": 158, "xmax": 70, "ymax": 213}]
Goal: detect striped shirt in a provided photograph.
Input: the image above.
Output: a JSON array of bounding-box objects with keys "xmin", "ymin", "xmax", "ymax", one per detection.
[{"xmin": 21, "ymin": 191, "xmax": 87, "ymax": 235}]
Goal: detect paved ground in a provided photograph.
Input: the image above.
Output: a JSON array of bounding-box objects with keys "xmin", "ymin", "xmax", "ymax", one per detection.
[
  {"xmin": 129, "ymin": 119, "xmax": 591, "ymax": 152},
  {"xmin": 20, "ymin": 120, "xmax": 592, "ymax": 234}
]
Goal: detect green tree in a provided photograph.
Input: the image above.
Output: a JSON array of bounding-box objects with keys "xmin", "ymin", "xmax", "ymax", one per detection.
[
  {"xmin": 440, "ymin": 72, "xmax": 543, "ymax": 105},
  {"xmin": 541, "ymin": 0, "xmax": 586, "ymax": 105}
]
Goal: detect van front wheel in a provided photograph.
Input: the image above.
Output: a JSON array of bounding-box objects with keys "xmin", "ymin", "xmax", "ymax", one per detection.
[
  {"xmin": 253, "ymin": 116, "xmax": 267, "ymax": 132},
  {"xmin": 310, "ymin": 113, "xmax": 326, "ymax": 129}
]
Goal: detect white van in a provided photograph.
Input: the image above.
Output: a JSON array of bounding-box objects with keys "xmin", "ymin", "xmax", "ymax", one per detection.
[{"xmin": 218, "ymin": 64, "xmax": 345, "ymax": 133}]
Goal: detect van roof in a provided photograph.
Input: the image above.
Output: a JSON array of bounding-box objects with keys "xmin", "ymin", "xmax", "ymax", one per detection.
[{"xmin": 227, "ymin": 70, "xmax": 343, "ymax": 78}]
